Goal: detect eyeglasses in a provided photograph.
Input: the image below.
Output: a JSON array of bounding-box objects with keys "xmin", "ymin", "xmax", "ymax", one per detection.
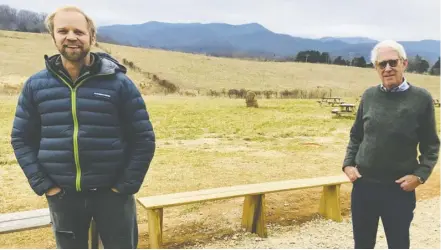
[{"xmin": 377, "ymin": 59, "xmax": 400, "ymax": 69}]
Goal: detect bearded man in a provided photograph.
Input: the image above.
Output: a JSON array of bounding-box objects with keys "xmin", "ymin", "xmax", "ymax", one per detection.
[{"xmin": 10, "ymin": 6, "xmax": 156, "ymax": 249}]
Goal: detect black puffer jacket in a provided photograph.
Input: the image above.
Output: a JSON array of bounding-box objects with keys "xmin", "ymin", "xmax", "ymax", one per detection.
[{"xmin": 11, "ymin": 52, "xmax": 156, "ymax": 195}]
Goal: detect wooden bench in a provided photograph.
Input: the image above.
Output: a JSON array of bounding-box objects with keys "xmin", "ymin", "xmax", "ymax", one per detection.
[
  {"xmin": 0, "ymin": 208, "xmax": 102, "ymax": 248},
  {"xmin": 137, "ymin": 175, "xmax": 350, "ymax": 248}
]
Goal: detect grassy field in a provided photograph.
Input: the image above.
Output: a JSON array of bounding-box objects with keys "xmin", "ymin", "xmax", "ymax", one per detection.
[
  {"xmin": 1, "ymin": 30, "xmax": 440, "ymax": 98},
  {"xmin": 0, "ymin": 30, "xmax": 439, "ymax": 248},
  {"xmin": 1, "ymin": 95, "xmax": 439, "ymax": 248},
  {"xmin": 0, "ymin": 30, "xmax": 153, "ymax": 95},
  {"xmin": 100, "ymin": 43, "xmax": 440, "ymax": 98}
]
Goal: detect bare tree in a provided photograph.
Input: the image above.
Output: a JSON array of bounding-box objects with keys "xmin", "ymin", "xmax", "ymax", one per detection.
[
  {"xmin": 0, "ymin": 5, "xmax": 47, "ymax": 32},
  {"xmin": 0, "ymin": 5, "xmax": 18, "ymax": 30}
]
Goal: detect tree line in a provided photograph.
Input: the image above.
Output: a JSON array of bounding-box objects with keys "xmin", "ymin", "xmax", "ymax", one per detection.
[
  {"xmin": 277, "ymin": 50, "xmax": 440, "ymax": 75},
  {"xmin": 0, "ymin": 5, "xmax": 47, "ymax": 32},
  {"xmin": 0, "ymin": 4, "xmax": 439, "ymax": 76}
]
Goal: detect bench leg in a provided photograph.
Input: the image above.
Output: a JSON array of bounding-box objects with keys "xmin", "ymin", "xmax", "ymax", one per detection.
[
  {"xmin": 147, "ymin": 208, "xmax": 163, "ymax": 249},
  {"xmin": 318, "ymin": 184, "xmax": 343, "ymax": 222},
  {"xmin": 241, "ymin": 194, "xmax": 267, "ymax": 237},
  {"xmin": 89, "ymin": 219, "xmax": 103, "ymax": 249}
]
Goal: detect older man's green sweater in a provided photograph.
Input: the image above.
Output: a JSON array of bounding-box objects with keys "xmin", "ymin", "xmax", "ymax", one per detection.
[{"xmin": 343, "ymin": 84, "xmax": 440, "ymax": 182}]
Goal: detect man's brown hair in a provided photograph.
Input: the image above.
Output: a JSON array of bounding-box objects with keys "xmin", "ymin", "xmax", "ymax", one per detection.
[{"xmin": 45, "ymin": 6, "xmax": 96, "ymax": 42}]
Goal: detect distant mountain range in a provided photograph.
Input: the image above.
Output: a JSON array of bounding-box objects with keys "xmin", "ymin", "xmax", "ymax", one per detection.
[
  {"xmin": 318, "ymin": 37, "xmax": 378, "ymax": 44},
  {"xmin": 97, "ymin": 22, "xmax": 440, "ymax": 64}
]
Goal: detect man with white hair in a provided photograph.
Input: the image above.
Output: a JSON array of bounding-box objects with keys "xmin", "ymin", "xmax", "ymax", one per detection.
[{"xmin": 342, "ymin": 40, "xmax": 439, "ymax": 248}]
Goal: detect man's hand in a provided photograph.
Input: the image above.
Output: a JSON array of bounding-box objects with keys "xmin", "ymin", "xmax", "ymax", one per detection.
[
  {"xmin": 395, "ymin": 175, "xmax": 421, "ymax": 191},
  {"xmin": 46, "ymin": 187, "xmax": 62, "ymax": 196},
  {"xmin": 344, "ymin": 166, "xmax": 362, "ymax": 182}
]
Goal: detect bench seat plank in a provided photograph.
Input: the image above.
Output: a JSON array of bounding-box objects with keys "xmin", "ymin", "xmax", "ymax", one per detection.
[
  {"xmin": 138, "ymin": 175, "xmax": 349, "ymax": 209},
  {"xmin": 0, "ymin": 208, "xmax": 51, "ymax": 234}
]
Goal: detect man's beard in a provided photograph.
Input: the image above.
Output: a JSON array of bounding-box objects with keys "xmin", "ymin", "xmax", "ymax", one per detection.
[{"xmin": 59, "ymin": 45, "xmax": 90, "ymax": 62}]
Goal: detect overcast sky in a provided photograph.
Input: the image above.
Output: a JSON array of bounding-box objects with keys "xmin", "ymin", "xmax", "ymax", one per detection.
[{"xmin": 2, "ymin": 0, "xmax": 440, "ymax": 41}]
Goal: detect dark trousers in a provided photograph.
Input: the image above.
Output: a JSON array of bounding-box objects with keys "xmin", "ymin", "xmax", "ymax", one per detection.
[
  {"xmin": 46, "ymin": 188, "xmax": 138, "ymax": 249},
  {"xmin": 351, "ymin": 178, "xmax": 416, "ymax": 249}
]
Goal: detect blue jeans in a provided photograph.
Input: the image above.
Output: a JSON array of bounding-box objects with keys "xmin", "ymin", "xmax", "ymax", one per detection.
[
  {"xmin": 351, "ymin": 178, "xmax": 416, "ymax": 249},
  {"xmin": 46, "ymin": 188, "xmax": 138, "ymax": 249}
]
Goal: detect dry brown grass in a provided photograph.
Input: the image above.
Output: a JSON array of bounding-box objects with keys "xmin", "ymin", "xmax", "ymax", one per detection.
[
  {"xmin": 1, "ymin": 30, "xmax": 439, "ymax": 98},
  {"xmin": 0, "ymin": 30, "xmax": 439, "ymax": 248},
  {"xmin": 0, "ymin": 30, "xmax": 151, "ymax": 92},
  {"xmin": 100, "ymin": 42, "xmax": 440, "ymax": 98},
  {"xmin": 1, "ymin": 95, "xmax": 439, "ymax": 249}
]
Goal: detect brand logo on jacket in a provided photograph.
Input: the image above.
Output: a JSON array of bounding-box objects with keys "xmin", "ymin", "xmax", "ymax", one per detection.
[{"xmin": 94, "ymin": 93, "xmax": 111, "ymax": 98}]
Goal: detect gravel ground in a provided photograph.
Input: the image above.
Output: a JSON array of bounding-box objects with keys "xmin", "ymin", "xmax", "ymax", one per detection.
[{"xmin": 190, "ymin": 197, "xmax": 440, "ymax": 249}]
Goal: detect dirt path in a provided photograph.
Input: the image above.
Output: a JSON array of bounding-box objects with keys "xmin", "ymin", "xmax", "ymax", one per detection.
[{"xmin": 189, "ymin": 197, "xmax": 440, "ymax": 249}]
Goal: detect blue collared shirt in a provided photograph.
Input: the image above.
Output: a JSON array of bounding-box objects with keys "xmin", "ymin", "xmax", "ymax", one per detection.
[{"xmin": 380, "ymin": 78, "xmax": 409, "ymax": 92}]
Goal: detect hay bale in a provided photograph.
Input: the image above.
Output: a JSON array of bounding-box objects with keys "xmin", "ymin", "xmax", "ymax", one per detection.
[{"xmin": 245, "ymin": 91, "xmax": 258, "ymax": 108}]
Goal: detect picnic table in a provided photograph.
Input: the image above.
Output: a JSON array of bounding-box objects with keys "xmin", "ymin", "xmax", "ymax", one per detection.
[
  {"xmin": 339, "ymin": 103, "xmax": 355, "ymax": 112},
  {"xmin": 318, "ymin": 97, "xmax": 345, "ymax": 106},
  {"xmin": 331, "ymin": 103, "xmax": 356, "ymax": 117}
]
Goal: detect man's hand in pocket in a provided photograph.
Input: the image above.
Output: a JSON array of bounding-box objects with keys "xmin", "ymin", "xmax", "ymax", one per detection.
[
  {"xmin": 344, "ymin": 166, "xmax": 362, "ymax": 182},
  {"xmin": 46, "ymin": 187, "xmax": 62, "ymax": 196}
]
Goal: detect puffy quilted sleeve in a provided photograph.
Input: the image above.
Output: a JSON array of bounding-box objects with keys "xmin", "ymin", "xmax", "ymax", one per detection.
[
  {"xmin": 114, "ymin": 76, "xmax": 156, "ymax": 194},
  {"xmin": 11, "ymin": 79, "xmax": 55, "ymax": 195}
]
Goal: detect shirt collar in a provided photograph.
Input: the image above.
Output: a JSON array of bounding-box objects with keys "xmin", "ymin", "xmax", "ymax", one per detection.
[
  {"xmin": 380, "ymin": 78, "xmax": 409, "ymax": 92},
  {"xmin": 54, "ymin": 53, "xmax": 98, "ymax": 80}
]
